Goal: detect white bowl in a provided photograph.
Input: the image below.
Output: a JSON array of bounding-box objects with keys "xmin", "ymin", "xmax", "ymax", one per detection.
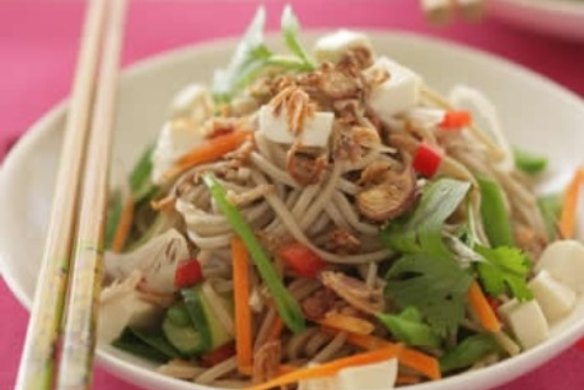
[
  {"xmin": 2, "ymin": 31, "xmax": 584, "ymax": 390},
  {"xmin": 490, "ymin": 0, "xmax": 584, "ymax": 40}
]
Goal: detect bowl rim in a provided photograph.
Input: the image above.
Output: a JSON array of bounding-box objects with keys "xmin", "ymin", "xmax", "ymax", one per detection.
[
  {"xmin": 492, "ymin": 0, "xmax": 584, "ymax": 15},
  {"xmin": 2, "ymin": 29, "xmax": 584, "ymax": 390}
]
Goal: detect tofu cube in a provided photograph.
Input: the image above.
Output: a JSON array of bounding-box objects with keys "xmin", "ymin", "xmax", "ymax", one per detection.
[
  {"xmin": 258, "ymin": 105, "xmax": 334, "ymax": 147},
  {"xmin": 498, "ymin": 299, "xmax": 549, "ymax": 350},
  {"xmin": 536, "ymin": 240, "xmax": 584, "ymax": 293},
  {"xmin": 313, "ymin": 29, "xmax": 374, "ymax": 64},
  {"xmin": 529, "ymin": 270, "xmax": 577, "ymax": 323},
  {"xmin": 334, "ymin": 358, "xmax": 398, "ymax": 390},
  {"xmin": 364, "ymin": 57, "xmax": 422, "ymax": 123}
]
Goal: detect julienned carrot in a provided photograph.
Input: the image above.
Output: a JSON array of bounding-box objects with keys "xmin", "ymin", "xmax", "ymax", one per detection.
[
  {"xmin": 245, "ymin": 345, "xmax": 401, "ymax": 390},
  {"xmin": 111, "ymin": 195, "xmax": 134, "ymax": 252},
  {"xmin": 397, "ymin": 374, "xmax": 421, "ymax": 385},
  {"xmin": 560, "ymin": 167, "xmax": 584, "ymax": 238},
  {"xmin": 335, "ymin": 330, "xmax": 441, "ymax": 380},
  {"xmin": 317, "ymin": 313, "xmax": 375, "ymax": 335},
  {"xmin": 232, "ymin": 237, "xmax": 253, "ymax": 375},
  {"xmin": 164, "ymin": 130, "xmax": 251, "ymax": 180},
  {"xmin": 467, "ymin": 280, "xmax": 501, "ymax": 333},
  {"xmin": 268, "ymin": 317, "xmax": 284, "ymax": 342}
]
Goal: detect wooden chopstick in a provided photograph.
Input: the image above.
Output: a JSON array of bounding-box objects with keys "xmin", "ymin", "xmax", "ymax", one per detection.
[
  {"xmin": 56, "ymin": 0, "xmax": 127, "ymax": 388},
  {"xmin": 15, "ymin": 0, "xmax": 127, "ymax": 389},
  {"xmin": 15, "ymin": 0, "xmax": 108, "ymax": 388}
]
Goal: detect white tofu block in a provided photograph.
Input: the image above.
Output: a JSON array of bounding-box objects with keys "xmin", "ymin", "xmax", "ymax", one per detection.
[
  {"xmin": 364, "ymin": 57, "xmax": 422, "ymax": 123},
  {"xmin": 335, "ymin": 358, "xmax": 398, "ymax": 390},
  {"xmin": 536, "ymin": 240, "xmax": 584, "ymax": 293},
  {"xmin": 313, "ymin": 29, "xmax": 374, "ymax": 64},
  {"xmin": 298, "ymin": 376, "xmax": 334, "ymax": 390},
  {"xmin": 258, "ymin": 105, "xmax": 334, "ymax": 148},
  {"xmin": 498, "ymin": 299, "xmax": 549, "ymax": 350},
  {"xmin": 529, "ymin": 270, "xmax": 577, "ymax": 323},
  {"xmin": 170, "ymin": 83, "xmax": 214, "ymax": 121}
]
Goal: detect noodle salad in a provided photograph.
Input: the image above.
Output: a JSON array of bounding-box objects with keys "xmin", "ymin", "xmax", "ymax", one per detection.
[{"xmin": 99, "ymin": 5, "xmax": 584, "ymax": 389}]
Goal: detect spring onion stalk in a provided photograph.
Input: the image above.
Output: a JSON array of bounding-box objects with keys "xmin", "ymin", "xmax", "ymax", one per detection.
[
  {"xmin": 376, "ymin": 307, "xmax": 441, "ymax": 349},
  {"xmin": 477, "ymin": 176, "xmax": 514, "ymax": 247},
  {"xmin": 439, "ymin": 333, "xmax": 498, "ymax": 373},
  {"xmin": 513, "ymin": 147, "xmax": 547, "ymax": 175},
  {"xmin": 537, "ymin": 193, "xmax": 562, "ymax": 240},
  {"xmin": 202, "ymin": 173, "xmax": 306, "ymax": 334}
]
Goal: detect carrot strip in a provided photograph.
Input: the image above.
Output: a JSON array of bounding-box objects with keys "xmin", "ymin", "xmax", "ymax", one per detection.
[
  {"xmin": 232, "ymin": 237, "xmax": 253, "ymax": 375},
  {"xmin": 164, "ymin": 130, "xmax": 251, "ymax": 180},
  {"xmin": 396, "ymin": 374, "xmax": 421, "ymax": 385},
  {"xmin": 467, "ymin": 280, "xmax": 501, "ymax": 333},
  {"xmin": 277, "ymin": 364, "xmax": 298, "ymax": 375},
  {"xmin": 332, "ymin": 330, "xmax": 441, "ymax": 380},
  {"xmin": 268, "ymin": 316, "xmax": 284, "ymax": 342},
  {"xmin": 111, "ymin": 196, "xmax": 134, "ymax": 252},
  {"xmin": 560, "ymin": 167, "xmax": 584, "ymax": 238},
  {"xmin": 317, "ymin": 313, "xmax": 375, "ymax": 335},
  {"xmin": 245, "ymin": 346, "xmax": 401, "ymax": 390}
]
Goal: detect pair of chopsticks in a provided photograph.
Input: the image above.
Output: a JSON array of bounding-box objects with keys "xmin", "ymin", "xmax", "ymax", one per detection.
[
  {"xmin": 420, "ymin": 0, "xmax": 486, "ymax": 25},
  {"xmin": 15, "ymin": 0, "xmax": 127, "ymax": 389}
]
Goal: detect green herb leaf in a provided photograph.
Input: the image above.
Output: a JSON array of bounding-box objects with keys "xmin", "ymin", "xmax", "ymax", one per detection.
[
  {"xmin": 376, "ymin": 307, "xmax": 442, "ymax": 349},
  {"xmin": 129, "ymin": 144, "xmax": 155, "ymax": 201},
  {"xmin": 380, "ymin": 178, "xmax": 472, "ymax": 258},
  {"xmin": 212, "ymin": 6, "xmax": 271, "ymax": 101},
  {"xmin": 439, "ymin": 333, "xmax": 499, "ymax": 373},
  {"xmin": 113, "ymin": 327, "xmax": 170, "ymax": 363},
  {"xmin": 105, "ymin": 190, "xmax": 123, "ymax": 249},
  {"xmin": 537, "ymin": 193, "xmax": 562, "ymax": 240},
  {"xmin": 513, "ymin": 147, "xmax": 548, "ymax": 175},
  {"xmin": 202, "ymin": 173, "xmax": 306, "ymax": 334},
  {"xmin": 476, "ymin": 245, "xmax": 533, "ymax": 300},
  {"xmin": 281, "ymin": 5, "xmax": 314, "ymax": 70},
  {"xmin": 385, "ymin": 253, "xmax": 473, "ymax": 336},
  {"xmin": 477, "ymin": 176, "xmax": 515, "ymax": 247}
]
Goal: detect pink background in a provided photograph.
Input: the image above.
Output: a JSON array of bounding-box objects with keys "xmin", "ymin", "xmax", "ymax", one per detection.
[{"xmin": 1, "ymin": 0, "xmax": 584, "ymax": 388}]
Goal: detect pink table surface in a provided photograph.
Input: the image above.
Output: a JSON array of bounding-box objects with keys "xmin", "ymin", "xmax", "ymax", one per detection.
[{"xmin": 1, "ymin": 0, "xmax": 584, "ymax": 389}]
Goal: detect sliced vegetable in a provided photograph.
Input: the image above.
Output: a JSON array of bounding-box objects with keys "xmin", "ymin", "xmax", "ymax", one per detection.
[
  {"xmin": 105, "ymin": 190, "xmax": 123, "ymax": 249},
  {"xmin": 113, "ymin": 327, "xmax": 170, "ymax": 363},
  {"xmin": 384, "ymin": 252, "xmax": 473, "ymax": 336},
  {"xmin": 537, "ymin": 193, "xmax": 562, "ymax": 240},
  {"xmin": 376, "ymin": 307, "xmax": 441, "ymax": 349},
  {"xmin": 164, "ymin": 130, "xmax": 251, "ymax": 180},
  {"xmin": 128, "ymin": 327, "xmax": 181, "ymax": 359},
  {"xmin": 281, "ymin": 5, "xmax": 314, "ymax": 70},
  {"xmin": 129, "ymin": 144, "xmax": 156, "ymax": 201},
  {"xmin": 439, "ymin": 333, "xmax": 498, "ymax": 373},
  {"xmin": 333, "ymin": 331, "xmax": 441, "ymax": 380},
  {"xmin": 475, "ymin": 245, "xmax": 533, "ymax": 301},
  {"xmin": 203, "ymin": 173, "xmax": 305, "ymax": 334},
  {"xmin": 279, "ymin": 242, "xmax": 326, "ymax": 278},
  {"xmin": 381, "ymin": 178, "xmax": 471, "ymax": 258},
  {"xmin": 247, "ymin": 345, "xmax": 402, "ymax": 390},
  {"xmin": 466, "ymin": 280, "xmax": 502, "ymax": 333},
  {"xmin": 560, "ymin": 167, "xmax": 584, "ymax": 239},
  {"xmin": 439, "ymin": 110, "xmax": 472, "ymax": 130},
  {"xmin": 268, "ymin": 317, "xmax": 284, "ymax": 341},
  {"xmin": 163, "ymin": 301, "xmax": 209, "ymax": 356},
  {"xmin": 513, "ymin": 147, "xmax": 547, "ymax": 175},
  {"xmin": 317, "ymin": 313, "xmax": 375, "ymax": 335},
  {"xmin": 477, "ymin": 176, "xmax": 514, "ymax": 247},
  {"xmin": 412, "ymin": 143, "xmax": 442, "ymax": 178},
  {"xmin": 232, "ymin": 237, "xmax": 253, "ymax": 374},
  {"xmin": 199, "ymin": 285, "xmax": 234, "ymax": 349},
  {"xmin": 111, "ymin": 196, "xmax": 134, "ymax": 253},
  {"xmin": 174, "ymin": 259, "xmax": 203, "ymax": 289}
]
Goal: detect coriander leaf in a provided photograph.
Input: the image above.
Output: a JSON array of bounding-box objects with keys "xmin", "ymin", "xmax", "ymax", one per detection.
[
  {"xmin": 212, "ymin": 6, "xmax": 271, "ymax": 101},
  {"xmin": 475, "ymin": 245, "xmax": 533, "ymax": 300},
  {"xmin": 513, "ymin": 147, "xmax": 548, "ymax": 175},
  {"xmin": 385, "ymin": 253, "xmax": 473, "ymax": 336},
  {"xmin": 281, "ymin": 5, "xmax": 314, "ymax": 70},
  {"xmin": 477, "ymin": 176, "xmax": 515, "ymax": 247},
  {"xmin": 440, "ymin": 333, "xmax": 499, "ymax": 373},
  {"xmin": 376, "ymin": 307, "xmax": 442, "ymax": 348},
  {"xmin": 380, "ymin": 178, "xmax": 472, "ymax": 258}
]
